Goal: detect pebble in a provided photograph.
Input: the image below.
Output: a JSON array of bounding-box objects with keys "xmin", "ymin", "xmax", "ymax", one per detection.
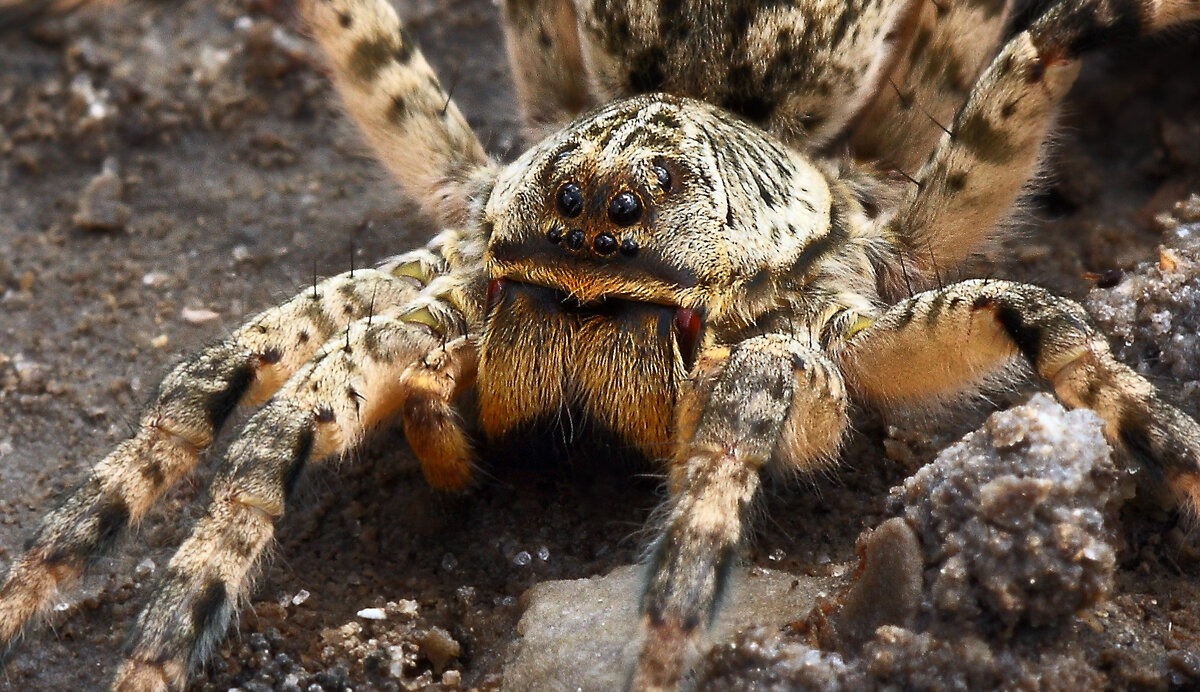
[
  {"xmin": 181, "ymin": 307, "xmax": 220, "ymax": 324},
  {"xmin": 504, "ymin": 564, "xmax": 836, "ymax": 691},
  {"xmin": 73, "ymin": 167, "xmax": 132, "ymax": 232}
]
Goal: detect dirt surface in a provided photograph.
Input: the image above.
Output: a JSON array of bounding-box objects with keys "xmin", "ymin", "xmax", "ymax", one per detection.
[{"xmin": 0, "ymin": 1, "xmax": 1198, "ymax": 690}]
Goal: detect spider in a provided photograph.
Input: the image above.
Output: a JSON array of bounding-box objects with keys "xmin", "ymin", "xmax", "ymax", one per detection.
[{"xmin": 2, "ymin": 0, "xmax": 1199, "ymax": 690}]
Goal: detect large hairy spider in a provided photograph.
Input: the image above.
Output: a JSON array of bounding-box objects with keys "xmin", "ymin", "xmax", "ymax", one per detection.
[{"xmin": 2, "ymin": 0, "xmax": 1200, "ymax": 689}]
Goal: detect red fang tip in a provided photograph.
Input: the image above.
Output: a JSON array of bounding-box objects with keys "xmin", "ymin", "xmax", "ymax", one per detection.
[
  {"xmin": 486, "ymin": 279, "xmax": 506, "ymax": 313},
  {"xmin": 674, "ymin": 307, "xmax": 702, "ymax": 370}
]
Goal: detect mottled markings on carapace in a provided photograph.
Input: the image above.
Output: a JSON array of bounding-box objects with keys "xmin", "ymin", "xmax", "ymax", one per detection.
[
  {"xmin": 828, "ymin": 5, "xmax": 859, "ymax": 46},
  {"xmin": 909, "ymin": 25, "xmax": 932, "ymax": 60}
]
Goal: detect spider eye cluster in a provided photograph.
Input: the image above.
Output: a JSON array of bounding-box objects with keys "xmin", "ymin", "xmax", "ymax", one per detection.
[{"xmin": 547, "ymin": 178, "xmax": 646, "ymax": 258}]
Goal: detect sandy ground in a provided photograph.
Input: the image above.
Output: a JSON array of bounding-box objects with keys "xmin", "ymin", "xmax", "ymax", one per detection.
[{"xmin": 0, "ymin": 1, "xmax": 1198, "ymax": 690}]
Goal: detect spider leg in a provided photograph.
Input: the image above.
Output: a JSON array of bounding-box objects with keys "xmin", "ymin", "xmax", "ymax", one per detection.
[
  {"xmin": 880, "ymin": 0, "xmax": 1200, "ymax": 281},
  {"xmin": 301, "ymin": 0, "xmax": 494, "ymax": 225},
  {"xmin": 851, "ymin": 0, "xmax": 1018, "ymax": 172},
  {"xmin": 0, "ymin": 268, "xmax": 417, "ymax": 660},
  {"xmin": 111, "ymin": 310, "xmax": 478, "ymax": 691},
  {"xmin": 839, "ymin": 279, "xmax": 1200, "ymax": 512},
  {"xmin": 631, "ymin": 335, "xmax": 849, "ymax": 691},
  {"xmin": 498, "ymin": 0, "xmax": 593, "ymax": 139}
]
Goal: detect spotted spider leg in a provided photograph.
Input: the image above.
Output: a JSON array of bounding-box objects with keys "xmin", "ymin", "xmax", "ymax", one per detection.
[
  {"xmin": 498, "ymin": 0, "xmax": 594, "ymax": 139},
  {"xmin": 840, "ymin": 279, "xmax": 1200, "ymax": 511},
  {"xmin": 0, "ymin": 268, "xmax": 417, "ymax": 662},
  {"xmin": 0, "ymin": 0, "xmax": 495, "ymax": 676},
  {"xmin": 632, "ymin": 335, "xmax": 850, "ymax": 690},
  {"xmin": 302, "ymin": 0, "xmax": 492, "ymax": 226},
  {"xmin": 880, "ymin": 0, "xmax": 1200, "ymax": 283},
  {"xmin": 112, "ymin": 288, "xmax": 482, "ymax": 691},
  {"xmin": 850, "ymin": 0, "xmax": 1018, "ymax": 172}
]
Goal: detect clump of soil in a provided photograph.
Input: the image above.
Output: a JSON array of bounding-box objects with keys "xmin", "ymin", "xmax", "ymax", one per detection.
[
  {"xmin": 697, "ymin": 396, "xmax": 1143, "ymax": 691},
  {"xmin": 893, "ymin": 395, "xmax": 1126, "ymax": 633},
  {"xmin": 1087, "ymin": 202, "xmax": 1200, "ymax": 412}
]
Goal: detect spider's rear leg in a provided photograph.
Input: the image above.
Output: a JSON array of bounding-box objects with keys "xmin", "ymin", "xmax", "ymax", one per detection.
[
  {"xmin": 113, "ymin": 309, "xmax": 478, "ymax": 691},
  {"xmin": 839, "ymin": 279, "xmax": 1200, "ymax": 512},
  {"xmin": 632, "ymin": 335, "xmax": 849, "ymax": 691},
  {"xmin": 498, "ymin": 0, "xmax": 593, "ymax": 139},
  {"xmin": 880, "ymin": 0, "xmax": 1200, "ymax": 286},
  {"xmin": 850, "ymin": 0, "xmax": 1017, "ymax": 172},
  {"xmin": 0, "ymin": 268, "xmax": 416, "ymax": 659}
]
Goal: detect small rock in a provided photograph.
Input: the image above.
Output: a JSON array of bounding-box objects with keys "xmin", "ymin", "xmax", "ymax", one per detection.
[
  {"xmin": 181, "ymin": 307, "xmax": 220, "ymax": 324},
  {"xmin": 419, "ymin": 626, "xmax": 460, "ymax": 673},
  {"xmin": 134, "ymin": 558, "xmax": 155, "ymax": 579},
  {"xmin": 356, "ymin": 607, "xmax": 387, "ymax": 620},
  {"xmin": 388, "ymin": 599, "xmax": 419, "ymax": 618},
  {"xmin": 891, "ymin": 394, "xmax": 1123, "ymax": 631},
  {"xmin": 824, "ymin": 517, "xmax": 923, "ymax": 652},
  {"xmin": 504, "ymin": 564, "xmax": 836, "ymax": 691},
  {"xmin": 142, "ymin": 271, "xmax": 172, "ymax": 287},
  {"xmin": 74, "ymin": 167, "xmax": 132, "ymax": 232}
]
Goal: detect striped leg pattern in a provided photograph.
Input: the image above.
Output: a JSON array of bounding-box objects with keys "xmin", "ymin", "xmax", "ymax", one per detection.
[
  {"xmin": 839, "ymin": 279, "xmax": 1200, "ymax": 513},
  {"xmin": 880, "ymin": 0, "xmax": 1200, "ymax": 280},
  {"xmin": 0, "ymin": 268, "xmax": 417, "ymax": 661},
  {"xmin": 113, "ymin": 309, "xmax": 478, "ymax": 691},
  {"xmin": 632, "ymin": 335, "xmax": 849, "ymax": 691},
  {"xmin": 301, "ymin": 0, "xmax": 493, "ymax": 226}
]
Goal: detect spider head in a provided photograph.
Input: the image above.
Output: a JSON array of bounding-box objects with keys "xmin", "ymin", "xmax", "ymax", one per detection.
[
  {"xmin": 483, "ymin": 93, "xmax": 832, "ymax": 316},
  {"xmin": 475, "ymin": 94, "xmax": 832, "ymax": 461}
]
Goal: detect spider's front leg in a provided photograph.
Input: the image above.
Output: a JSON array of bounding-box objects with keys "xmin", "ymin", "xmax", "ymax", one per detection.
[
  {"xmin": 882, "ymin": 0, "xmax": 1200, "ymax": 280},
  {"xmin": 631, "ymin": 335, "xmax": 849, "ymax": 691},
  {"xmin": 113, "ymin": 281, "xmax": 482, "ymax": 692},
  {"xmin": 840, "ymin": 279, "xmax": 1200, "ymax": 512},
  {"xmin": 0, "ymin": 266, "xmax": 419, "ymax": 660}
]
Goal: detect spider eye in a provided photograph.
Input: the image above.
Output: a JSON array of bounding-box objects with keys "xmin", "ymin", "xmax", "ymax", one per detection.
[
  {"xmin": 593, "ymin": 232, "xmax": 619, "ymax": 255},
  {"xmin": 556, "ymin": 183, "xmax": 584, "ymax": 218},
  {"xmin": 652, "ymin": 162, "xmax": 672, "ymax": 192},
  {"xmin": 674, "ymin": 307, "xmax": 703, "ymax": 371},
  {"xmin": 608, "ymin": 191, "xmax": 642, "ymax": 226}
]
